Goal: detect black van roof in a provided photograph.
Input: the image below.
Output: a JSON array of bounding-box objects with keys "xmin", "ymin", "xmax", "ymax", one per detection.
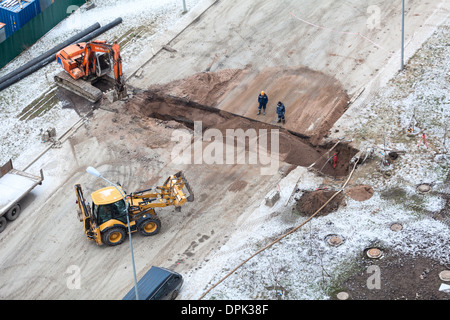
[{"xmin": 122, "ymin": 266, "xmax": 176, "ymax": 300}]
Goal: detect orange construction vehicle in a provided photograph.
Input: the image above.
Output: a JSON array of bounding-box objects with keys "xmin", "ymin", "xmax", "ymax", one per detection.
[{"xmin": 54, "ymin": 40, "xmax": 127, "ymax": 103}]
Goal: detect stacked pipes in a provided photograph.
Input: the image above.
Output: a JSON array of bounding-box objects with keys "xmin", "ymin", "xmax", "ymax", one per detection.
[{"xmin": 0, "ymin": 0, "xmax": 30, "ymax": 9}]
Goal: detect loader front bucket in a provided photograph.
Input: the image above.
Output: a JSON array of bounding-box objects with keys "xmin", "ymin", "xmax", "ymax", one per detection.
[
  {"xmin": 185, "ymin": 180, "xmax": 194, "ymax": 202},
  {"xmin": 174, "ymin": 171, "xmax": 194, "ymax": 202}
]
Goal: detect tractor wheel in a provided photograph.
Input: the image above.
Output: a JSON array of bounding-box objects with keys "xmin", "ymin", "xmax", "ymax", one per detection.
[
  {"xmin": 138, "ymin": 217, "xmax": 161, "ymax": 236},
  {"xmin": 6, "ymin": 204, "xmax": 21, "ymax": 221},
  {"xmin": 102, "ymin": 227, "xmax": 126, "ymax": 246},
  {"xmin": 0, "ymin": 217, "xmax": 7, "ymax": 233}
]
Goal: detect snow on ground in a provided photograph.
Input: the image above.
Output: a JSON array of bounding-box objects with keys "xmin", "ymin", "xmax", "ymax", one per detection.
[{"xmin": 0, "ymin": 0, "xmax": 204, "ymax": 169}]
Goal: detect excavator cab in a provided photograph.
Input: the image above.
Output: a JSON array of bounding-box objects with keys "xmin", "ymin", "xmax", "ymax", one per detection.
[
  {"xmin": 55, "ymin": 40, "xmax": 127, "ymax": 103},
  {"xmin": 95, "ymin": 52, "xmax": 112, "ymax": 77}
]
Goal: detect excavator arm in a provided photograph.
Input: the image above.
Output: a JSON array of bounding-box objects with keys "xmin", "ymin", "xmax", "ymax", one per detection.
[{"xmin": 82, "ymin": 40, "xmax": 127, "ymax": 100}]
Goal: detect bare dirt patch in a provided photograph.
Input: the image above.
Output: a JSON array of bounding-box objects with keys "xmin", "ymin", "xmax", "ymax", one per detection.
[
  {"xmin": 336, "ymin": 251, "xmax": 450, "ymax": 300},
  {"xmin": 295, "ymin": 190, "xmax": 345, "ymax": 217},
  {"xmin": 345, "ymin": 185, "xmax": 374, "ymax": 201},
  {"xmin": 228, "ymin": 179, "xmax": 248, "ymax": 192},
  {"xmin": 147, "ymin": 68, "xmax": 243, "ymax": 108}
]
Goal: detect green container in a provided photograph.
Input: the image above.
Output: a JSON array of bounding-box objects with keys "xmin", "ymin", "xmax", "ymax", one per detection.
[{"xmin": 0, "ymin": 0, "xmax": 86, "ymax": 69}]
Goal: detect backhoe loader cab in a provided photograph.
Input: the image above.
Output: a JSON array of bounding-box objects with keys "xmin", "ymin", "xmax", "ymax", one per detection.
[
  {"xmin": 91, "ymin": 187, "xmax": 128, "ymax": 225},
  {"xmin": 75, "ymin": 171, "xmax": 194, "ymax": 246}
]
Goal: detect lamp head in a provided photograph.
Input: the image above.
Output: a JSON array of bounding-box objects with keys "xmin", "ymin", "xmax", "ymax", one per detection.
[{"xmin": 86, "ymin": 166, "xmax": 102, "ymax": 178}]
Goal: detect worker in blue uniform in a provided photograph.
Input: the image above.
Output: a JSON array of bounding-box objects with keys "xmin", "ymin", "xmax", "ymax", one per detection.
[
  {"xmin": 276, "ymin": 101, "xmax": 285, "ymax": 124},
  {"xmin": 257, "ymin": 91, "xmax": 268, "ymax": 115}
]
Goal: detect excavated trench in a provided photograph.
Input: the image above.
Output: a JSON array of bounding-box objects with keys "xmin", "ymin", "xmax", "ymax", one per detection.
[{"xmin": 126, "ymin": 90, "xmax": 358, "ymax": 178}]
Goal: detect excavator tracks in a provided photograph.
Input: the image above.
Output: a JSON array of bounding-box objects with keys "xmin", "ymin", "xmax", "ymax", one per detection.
[{"xmin": 54, "ymin": 71, "xmax": 103, "ymax": 103}]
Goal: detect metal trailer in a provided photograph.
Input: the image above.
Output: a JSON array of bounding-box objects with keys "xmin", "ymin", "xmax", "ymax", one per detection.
[{"xmin": 0, "ymin": 159, "xmax": 44, "ymax": 233}]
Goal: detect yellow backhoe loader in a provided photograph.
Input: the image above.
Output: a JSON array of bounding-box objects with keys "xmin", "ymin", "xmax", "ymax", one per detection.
[{"xmin": 75, "ymin": 171, "xmax": 194, "ymax": 246}]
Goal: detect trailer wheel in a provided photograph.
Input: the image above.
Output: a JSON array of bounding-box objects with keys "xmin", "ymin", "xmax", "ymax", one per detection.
[
  {"xmin": 6, "ymin": 204, "xmax": 21, "ymax": 221},
  {"xmin": 0, "ymin": 217, "xmax": 6, "ymax": 233},
  {"xmin": 138, "ymin": 217, "xmax": 161, "ymax": 236},
  {"xmin": 102, "ymin": 227, "xmax": 126, "ymax": 246}
]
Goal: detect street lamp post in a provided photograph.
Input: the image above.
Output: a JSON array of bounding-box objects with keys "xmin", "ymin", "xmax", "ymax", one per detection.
[
  {"xmin": 401, "ymin": 0, "xmax": 405, "ymax": 71},
  {"xmin": 86, "ymin": 166, "xmax": 140, "ymax": 300}
]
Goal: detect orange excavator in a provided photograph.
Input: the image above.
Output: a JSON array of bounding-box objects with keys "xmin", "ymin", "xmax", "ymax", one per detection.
[{"xmin": 54, "ymin": 40, "xmax": 127, "ymax": 103}]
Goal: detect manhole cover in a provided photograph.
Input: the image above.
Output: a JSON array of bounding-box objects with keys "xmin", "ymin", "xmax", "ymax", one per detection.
[
  {"xmin": 366, "ymin": 248, "xmax": 383, "ymax": 259},
  {"xmin": 390, "ymin": 223, "xmax": 403, "ymax": 231},
  {"xmin": 417, "ymin": 184, "xmax": 431, "ymax": 194},
  {"xmin": 325, "ymin": 234, "xmax": 344, "ymax": 246},
  {"xmin": 336, "ymin": 292, "xmax": 349, "ymax": 300},
  {"xmin": 439, "ymin": 270, "xmax": 450, "ymax": 282}
]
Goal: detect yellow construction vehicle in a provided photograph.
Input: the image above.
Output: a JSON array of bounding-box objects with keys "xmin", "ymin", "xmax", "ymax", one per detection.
[{"xmin": 75, "ymin": 171, "xmax": 194, "ymax": 246}]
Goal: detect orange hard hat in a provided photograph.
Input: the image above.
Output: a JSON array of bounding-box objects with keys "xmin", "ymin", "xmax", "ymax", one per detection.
[{"xmin": 261, "ymin": 91, "xmax": 265, "ymax": 95}]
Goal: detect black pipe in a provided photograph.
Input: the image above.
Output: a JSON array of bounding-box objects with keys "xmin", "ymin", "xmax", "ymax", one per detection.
[
  {"xmin": 0, "ymin": 23, "xmax": 101, "ymax": 85},
  {"xmin": 0, "ymin": 17, "xmax": 123, "ymax": 92},
  {"xmin": 74, "ymin": 17, "xmax": 123, "ymax": 44}
]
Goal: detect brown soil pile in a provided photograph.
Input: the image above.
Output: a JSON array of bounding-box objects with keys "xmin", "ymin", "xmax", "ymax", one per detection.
[
  {"xmin": 212, "ymin": 66, "xmax": 350, "ymax": 144},
  {"xmin": 295, "ymin": 190, "xmax": 345, "ymax": 217},
  {"xmin": 345, "ymin": 185, "xmax": 374, "ymax": 201},
  {"xmin": 147, "ymin": 69, "xmax": 243, "ymax": 107}
]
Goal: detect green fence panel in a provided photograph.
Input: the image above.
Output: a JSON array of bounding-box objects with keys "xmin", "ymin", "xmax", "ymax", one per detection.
[{"xmin": 0, "ymin": 0, "xmax": 86, "ymax": 69}]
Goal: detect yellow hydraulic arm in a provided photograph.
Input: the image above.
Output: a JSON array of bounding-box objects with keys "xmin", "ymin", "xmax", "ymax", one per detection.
[{"xmin": 128, "ymin": 171, "xmax": 194, "ymax": 213}]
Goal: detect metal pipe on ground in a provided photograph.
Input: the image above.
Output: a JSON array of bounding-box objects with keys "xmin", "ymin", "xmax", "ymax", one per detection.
[{"xmin": 0, "ymin": 18, "xmax": 123, "ymax": 92}]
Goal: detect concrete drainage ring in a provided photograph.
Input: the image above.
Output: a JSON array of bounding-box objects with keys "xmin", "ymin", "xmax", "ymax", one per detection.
[
  {"xmin": 390, "ymin": 222, "xmax": 403, "ymax": 232},
  {"xmin": 365, "ymin": 247, "xmax": 383, "ymax": 259},
  {"xmin": 439, "ymin": 270, "xmax": 450, "ymax": 282},
  {"xmin": 417, "ymin": 183, "xmax": 432, "ymax": 194},
  {"xmin": 325, "ymin": 234, "xmax": 345, "ymax": 247}
]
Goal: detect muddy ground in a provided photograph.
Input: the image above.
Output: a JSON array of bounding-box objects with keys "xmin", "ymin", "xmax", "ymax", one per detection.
[{"xmin": 337, "ymin": 251, "xmax": 449, "ymax": 300}]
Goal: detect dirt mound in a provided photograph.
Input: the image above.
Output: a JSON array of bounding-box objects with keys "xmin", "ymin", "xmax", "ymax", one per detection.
[
  {"xmin": 295, "ymin": 190, "xmax": 345, "ymax": 217},
  {"xmin": 147, "ymin": 69, "xmax": 243, "ymax": 107},
  {"xmin": 345, "ymin": 185, "xmax": 374, "ymax": 201},
  {"xmin": 212, "ymin": 66, "xmax": 350, "ymax": 144}
]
